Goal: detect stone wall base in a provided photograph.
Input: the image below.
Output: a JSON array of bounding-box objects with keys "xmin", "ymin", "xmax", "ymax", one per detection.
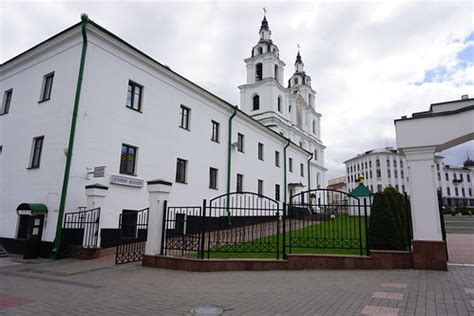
[
  {"xmin": 143, "ymin": 250, "xmax": 414, "ymax": 272},
  {"xmin": 412, "ymin": 240, "xmax": 448, "ymax": 271}
]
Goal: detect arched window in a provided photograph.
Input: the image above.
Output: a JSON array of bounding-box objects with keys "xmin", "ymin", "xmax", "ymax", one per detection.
[
  {"xmin": 255, "ymin": 63, "xmax": 263, "ymax": 81},
  {"xmin": 312, "ymin": 120, "xmax": 316, "ymax": 134},
  {"xmin": 308, "ymin": 94, "xmax": 313, "ymax": 106},
  {"xmin": 258, "ymin": 47, "xmax": 263, "ymax": 55},
  {"xmin": 274, "ymin": 64, "xmax": 279, "ymax": 82},
  {"xmin": 317, "ymin": 172, "xmax": 321, "ymax": 188},
  {"xmin": 277, "ymin": 96, "xmax": 282, "ymax": 112},
  {"xmin": 252, "ymin": 95, "xmax": 260, "ymax": 111},
  {"xmin": 299, "ymin": 141, "xmax": 304, "ymax": 148},
  {"xmin": 294, "ymin": 77, "xmax": 299, "ymax": 85}
]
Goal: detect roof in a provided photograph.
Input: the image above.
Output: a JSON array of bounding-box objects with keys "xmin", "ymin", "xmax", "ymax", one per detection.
[
  {"xmin": 344, "ymin": 147, "xmax": 400, "ymax": 163},
  {"xmin": 16, "ymin": 203, "xmax": 49, "ymax": 214},
  {"xmin": 349, "ymin": 183, "xmax": 373, "ymax": 197}
]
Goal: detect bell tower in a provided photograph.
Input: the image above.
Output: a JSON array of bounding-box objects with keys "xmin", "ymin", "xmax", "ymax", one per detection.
[
  {"xmin": 238, "ymin": 12, "xmax": 286, "ymax": 114},
  {"xmin": 289, "ymin": 50, "xmax": 316, "ymax": 109}
]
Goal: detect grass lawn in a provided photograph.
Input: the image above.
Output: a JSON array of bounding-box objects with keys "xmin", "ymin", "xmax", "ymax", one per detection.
[{"xmin": 205, "ymin": 215, "xmax": 368, "ymax": 259}]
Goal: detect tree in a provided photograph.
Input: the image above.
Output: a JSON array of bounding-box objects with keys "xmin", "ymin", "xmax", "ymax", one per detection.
[{"xmin": 367, "ymin": 192, "xmax": 402, "ymax": 250}]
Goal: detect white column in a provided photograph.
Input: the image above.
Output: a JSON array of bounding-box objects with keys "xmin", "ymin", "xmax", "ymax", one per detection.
[
  {"xmin": 84, "ymin": 184, "xmax": 108, "ymax": 248},
  {"xmin": 403, "ymin": 147, "xmax": 442, "ymax": 241},
  {"xmin": 145, "ymin": 179, "xmax": 172, "ymax": 256}
]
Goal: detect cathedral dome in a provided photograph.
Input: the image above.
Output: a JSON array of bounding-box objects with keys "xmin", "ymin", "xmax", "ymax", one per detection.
[{"xmin": 464, "ymin": 158, "xmax": 474, "ymax": 167}]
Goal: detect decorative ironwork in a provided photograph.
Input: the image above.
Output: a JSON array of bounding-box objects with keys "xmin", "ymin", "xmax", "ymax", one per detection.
[
  {"xmin": 287, "ymin": 189, "xmax": 369, "ymax": 256},
  {"xmin": 60, "ymin": 207, "xmax": 100, "ymax": 258},
  {"xmin": 115, "ymin": 208, "xmax": 149, "ymax": 264}
]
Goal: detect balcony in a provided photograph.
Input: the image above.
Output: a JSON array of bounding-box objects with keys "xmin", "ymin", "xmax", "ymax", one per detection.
[{"xmin": 453, "ymin": 179, "xmax": 463, "ymax": 184}]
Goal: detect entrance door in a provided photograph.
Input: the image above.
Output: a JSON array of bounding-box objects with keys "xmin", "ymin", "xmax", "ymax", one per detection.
[{"xmin": 23, "ymin": 215, "xmax": 44, "ymax": 259}]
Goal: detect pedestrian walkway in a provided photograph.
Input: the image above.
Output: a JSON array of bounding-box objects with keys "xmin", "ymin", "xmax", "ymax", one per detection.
[{"xmin": 0, "ymin": 255, "xmax": 473, "ymax": 315}]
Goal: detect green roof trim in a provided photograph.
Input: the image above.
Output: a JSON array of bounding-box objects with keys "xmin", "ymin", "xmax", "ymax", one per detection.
[
  {"xmin": 350, "ymin": 184, "xmax": 373, "ymax": 197},
  {"xmin": 16, "ymin": 203, "xmax": 49, "ymax": 214}
]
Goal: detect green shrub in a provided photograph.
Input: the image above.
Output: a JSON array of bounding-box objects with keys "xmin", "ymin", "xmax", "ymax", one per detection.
[{"xmin": 367, "ymin": 192, "xmax": 402, "ymax": 250}]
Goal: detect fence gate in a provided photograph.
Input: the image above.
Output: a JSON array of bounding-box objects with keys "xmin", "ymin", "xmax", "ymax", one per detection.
[
  {"xmin": 60, "ymin": 207, "xmax": 101, "ymax": 258},
  {"xmin": 115, "ymin": 208, "xmax": 149, "ymax": 264},
  {"xmin": 288, "ymin": 189, "xmax": 369, "ymax": 256}
]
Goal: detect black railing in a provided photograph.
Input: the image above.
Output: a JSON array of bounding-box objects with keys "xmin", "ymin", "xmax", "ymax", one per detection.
[
  {"xmin": 162, "ymin": 190, "xmax": 368, "ymax": 259},
  {"xmin": 115, "ymin": 208, "xmax": 149, "ymax": 264},
  {"xmin": 60, "ymin": 207, "xmax": 100, "ymax": 257},
  {"xmin": 288, "ymin": 189, "xmax": 369, "ymax": 256}
]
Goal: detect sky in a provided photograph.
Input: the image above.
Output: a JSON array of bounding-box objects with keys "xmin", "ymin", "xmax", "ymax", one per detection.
[{"xmin": 1, "ymin": 0, "xmax": 473, "ymax": 179}]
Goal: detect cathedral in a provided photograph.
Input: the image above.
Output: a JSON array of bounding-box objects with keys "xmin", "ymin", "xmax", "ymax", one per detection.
[{"xmin": 239, "ymin": 15, "xmax": 326, "ymax": 191}]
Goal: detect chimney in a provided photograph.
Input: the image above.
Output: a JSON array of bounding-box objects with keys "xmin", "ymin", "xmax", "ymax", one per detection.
[{"xmin": 461, "ymin": 94, "xmax": 468, "ymax": 100}]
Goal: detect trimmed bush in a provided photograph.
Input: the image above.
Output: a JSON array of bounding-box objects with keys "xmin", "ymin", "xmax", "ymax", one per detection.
[{"xmin": 367, "ymin": 192, "xmax": 402, "ymax": 250}]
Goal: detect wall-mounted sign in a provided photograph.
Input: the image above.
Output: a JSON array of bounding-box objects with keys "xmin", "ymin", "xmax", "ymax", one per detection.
[
  {"xmin": 93, "ymin": 166, "xmax": 106, "ymax": 178},
  {"xmin": 110, "ymin": 175, "xmax": 144, "ymax": 188}
]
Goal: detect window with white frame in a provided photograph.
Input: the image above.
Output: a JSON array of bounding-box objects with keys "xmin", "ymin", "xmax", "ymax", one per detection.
[
  {"xmin": 29, "ymin": 136, "xmax": 44, "ymax": 169},
  {"xmin": 1, "ymin": 89, "xmax": 12, "ymax": 115},
  {"xmin": 40, "ymin": 72, "xmax": 54, "ymax": 102},
  {"xmin": 179, "ymin": 105, "xmax": 191, "ymax": 130},
  {"xmin": 126, "ymin": 80, "xmax": 143, "ymax": 112}
]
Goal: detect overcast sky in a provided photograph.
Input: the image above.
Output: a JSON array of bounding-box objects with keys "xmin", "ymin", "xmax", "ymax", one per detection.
[{"xmin": 1, "ymin": 0, "xmax": 473, "ymax": 179}]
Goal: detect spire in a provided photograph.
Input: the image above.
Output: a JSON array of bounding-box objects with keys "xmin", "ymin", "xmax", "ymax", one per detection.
[
  {"xmin": 294, "ymin": 48, "xmax": 304, "ymax": 73},
  {"xmin": 259, "ymin": 8, "xmax": 272, "ymax": 40},
  {"xmin": 260, "ymin": 16, "xmax": 269, "ymax": 32}
]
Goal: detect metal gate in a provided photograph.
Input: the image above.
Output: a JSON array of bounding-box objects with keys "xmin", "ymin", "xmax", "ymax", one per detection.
[
  {"xmin": 60, "ymin": 207, "xmax": 101, "ymax": 258},
  {"xmin": 115, "ymin": 208, "xmax": 149, "ymax": 264},
  {"xmin": 288, "ymin": 189, "xmax": 369, "ymax": 256}
]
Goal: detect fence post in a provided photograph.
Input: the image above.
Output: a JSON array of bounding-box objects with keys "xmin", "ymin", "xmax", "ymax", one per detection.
[
  {"xmin": 160, "ymin": 201, "xmax": 167, "ymax": 256},
  {"xmin": 145, "ymin": 179, "xmax": 172, "ymax": 258},
  {"xmin": 364, "ymin": 199, "xmax": 370, "ymax": 256},
  {"xmin": 276, "ymin": 210, "xmax": 280, "ymax": 260},
  {"xmin": 358, "ymin": 199, "xmax": 363, "ymax": 256},
  {"xmin": 200, "ymin": 199, "xmax": 207, "ymax": 260},
  {"xmin": 84, "ymin": 184, "xmax": 108, "ymax": 248},
  {"xmin": 282, "ymin": 203, "xmax": 287, "ymax": 259}
]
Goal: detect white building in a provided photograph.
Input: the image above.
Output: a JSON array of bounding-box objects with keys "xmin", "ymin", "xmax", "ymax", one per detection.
[
  {"xmin": 344, "ymin": 146, "xmax": 474, "ymax": 207},
  {"xmin": 344, "ymin": 147, "xmax": 409, "ymax": 195},
  {"xmin": 0, "ymin": 14, "xmax": 326, "ymax": 255}
]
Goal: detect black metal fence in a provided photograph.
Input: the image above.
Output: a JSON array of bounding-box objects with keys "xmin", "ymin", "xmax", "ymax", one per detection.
[
  {"xmin": 115, "ymin": 208, "xmax": 149, "ymax": 264},
  {"xmin": 162, "ymin": 190, "xmax": 367, "ymax": 259},
  {"xmin": 60, "ymin": 207, "xmax": 100, "ymax": 258},
  {"xmin": 288, "ymin": 189, "xmax": 369, "ymax": 256}
]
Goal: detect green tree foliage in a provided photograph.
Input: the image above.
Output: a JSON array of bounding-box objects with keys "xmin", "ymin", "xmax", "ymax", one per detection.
[{"xmin": 368, "ymin": 188, "xmax": 412, "ymax": 250}]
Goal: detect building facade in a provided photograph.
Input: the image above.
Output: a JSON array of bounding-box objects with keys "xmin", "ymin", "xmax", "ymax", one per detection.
[
  {"xmin": 344, "ymin": 147, "xmax": 474, "ymax": 207},
  {"xmin": 0, "ymin": 15, "xmax": 326, "ymax": 253}
]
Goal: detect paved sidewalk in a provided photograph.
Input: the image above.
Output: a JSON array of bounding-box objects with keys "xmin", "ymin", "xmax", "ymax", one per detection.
[
  {"xmin": 0, "ymin": 255, "xmax": 473, "ymax": 315},
  {"xmin": 447, "ymin": 234, "xmax": 474, "ymax": 265}
]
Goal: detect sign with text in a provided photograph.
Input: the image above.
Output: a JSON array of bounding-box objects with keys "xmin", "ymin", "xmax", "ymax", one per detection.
[{"xmin": 110, "ymin": 175, "xmax": 144, "ymax": 188}]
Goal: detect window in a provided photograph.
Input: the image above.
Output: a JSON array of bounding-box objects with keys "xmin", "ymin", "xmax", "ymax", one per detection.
[
  {"xmin": 209, "ymin": 167, "xmax": 218, "ymax": 189},
  {"xmin": 402, "ymin": 185, "xmax": 405, "ymax": 193},
  {"xmin": 376, "ymin": 159, "xmax": 380, "ymax": 167},
  {"xmin": 437, "ymin": 173, "xmax": 441, "ymax": 181},
  {"xmin": 1, "ymin": 89, "xmax": 12, "ymax": 115},
  {"xmin": 258, "ymin": 143, "xmax": 264, "ymax": 160},
  {"xmin": 252, "ymin": 95, "xmax": 260, "ymax": 111},
  {"xmin": 0, "ymin": 145, "xmax": 2, "ymax": 155},
  {"xmin": 314, "ymin": 149, "xmax": 318, "ymax": 161},
  {"xmin": 277, "ymin": 96, "xmax": 282, "ymax": 112},
  {"xmin": 468, "ymin": 174, "xmax": 471, "ymax": 182},
  {"xmin": 460, "ymin": 174, "xmax": 464, "ymax": 181},
  {"xmin": 120, "ymin": 144, "xmax": 137, "ymax": 175},
  {"xmin": 258, "ymin": 179, "xmax": 264, "ymax": 195},
  {"xmin": 369, "ymin": 161, "xmax": 372, "ymax": 168},
  {"xmin": 455, "ymin": 187, "xmax": 459, "ymax": 196},
  {"xmin": 211, "ymin": 120, "xmax": 220, "ymax": 142},
  {"xmin": 400, "ymin": 160, "xmax": 403, "ymax": 168},
  {"xmin": 377, "ymin": 184, "xmax": 383, "ymax": 192},
  {"xmin": 274, "ymin": 64, "xmax": 279, "ymax": 82},
  {"xmin": 462, "ymin": 188, "xmax": 465, "ymax": 197},
  {"xmin": 393, "ymin": 160, "xmax": 397, "ymax": 167},
  {"xmin": 275, "ymin": 184, "xmax": 280, "ymax": 201},
  {"xmin": 294, "ymin": 77, "xmax": 299, "ymax": 85},
  {"xmin": 29, "ymin": 136, "xmax": 44, "ymax": 169},
  {"xmin": 453, "ymin": 173, "xmax": 457, "ymax": 180},
  {"xmin": 237, "ymin": 133, "xmax": 244, "ymax": 152},
  {"xmin": 386, "ymin": 159, "xmax": 390, "ymax": 167},
  {"xmin": 369, "ymin": 170, "xmax": 373, "ymax": 179},
  {"xmin": 365, "ymin": 162, "xmax": 368, "ymax": 169},
  {"xmin": 376, "ymin": 169, "xmax": 381, "ymax": 178},
  {"xmin": 236, "ymin": 174, "xmax": 243, "ymax": 192},
  {"xmin": 300, "ymin": 163, "xmax": 304, "ymax": 177},
  {"xmin": 395, "ymin": 185, "xmax": 399, "ymax": 191},
  {"xmin": 258, "ymin": 47, "xmax": 263, "ymax": 55},
  {"xmin": 126, "ymin": 80, "xmax": 143, "ymax": 111},
  {"xmin": 256, "ymin": 63, "xmax": 263, "ymax": 81},
  {"xmin": 289, "ymin": 158, "xmax": 293, "ymax": 172},
  {"xmin": 447, "ymin": 187, "xmax": 451, "ymax": 196},
  {"xmin": 312, "ymin": 120, "xmax": 316, "ymax": 134},
  {"xmin": 469, "ymin": 188, "xmax": 472, "ymax": 196},
  {"xmin": 394, "ymin": 170, "xmax": 398, "ymax": 178},
  {"xmin": 401, "ymin": 170, "xmax": 404, "ymax": 178},
  {"xmin": 445, "ymin": 173, "xmax": 449, "ymax": 181},
  {"xmin": 175, "ymin": 158, "xmax": 187, "ymax": 183},
  {"xmin": 350, "ymin": 166, "xmax": 353, "ymax": 172},
  {"xmin": 40, "ymin": 72, "xmax": 54, "ymax": 102},
  {"xmin": 275, "ymin": 151, "xmax": 280, "ymax": 167},
  {"xmin": 357, "ymin": 164, "xmax": 360, "ymax": 171},
  {"xmin": 436, "ymin": 163, "xmax": 440, "ymax": 171},
  {"xmin": 179, "ymin": 105, "xmax": 191, "ymax": 130}
]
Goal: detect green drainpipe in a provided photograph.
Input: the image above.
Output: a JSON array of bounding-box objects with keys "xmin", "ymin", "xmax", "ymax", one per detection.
[
  {"xmin": 226, "ymin": 106, "xmax": 238, "ymax": 224},
  {"xmin": 307, "ymin": 153, "xmax": 313, "ymax": 191},
  {"xmin": 52, "ymin": 14, "xmax": 89, "ymax": 258},
  {"xmin": 283, "ymin": 139, "xmax": 291, "ymax": 211}
]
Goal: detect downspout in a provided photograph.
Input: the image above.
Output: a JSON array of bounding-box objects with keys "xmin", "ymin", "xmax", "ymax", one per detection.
[
  {"xmin": 283, "ymin": 139, "xmax": 291, "ymax": 210},
  {"xmin": 226, "ymin": 106, "xmax": 238, "ymax": 224},
  {"xmin": 52, "ymin": 14, "xmax": 89, "ymax": 258},
  {"xmin": 307, "ymin": 153, "xmax": 313, "ymax": 191}
]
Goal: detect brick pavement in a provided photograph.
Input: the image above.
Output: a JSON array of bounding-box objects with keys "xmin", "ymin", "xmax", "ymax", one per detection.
[
  {"xmin": 447, "ymin": 234, "xmax": 474, "ymax": 265},
  {"xmin": 0, "ymin": 255, "xmax": 473, "ymax": 315}
]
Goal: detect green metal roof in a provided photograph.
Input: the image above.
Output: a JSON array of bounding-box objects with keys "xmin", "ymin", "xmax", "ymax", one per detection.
[
  {"xmin": 350, "ymin": 184, "xmax": 373, "ymax": 197},
  {"xmin": 16, "ymin": 203, "xmax": 49, "ymax": 214}
]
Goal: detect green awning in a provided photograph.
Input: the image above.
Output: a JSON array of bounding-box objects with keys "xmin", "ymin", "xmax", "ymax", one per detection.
[{"xmin": 16, "ymin": 203, "xmax": 48, "ymax": 215}]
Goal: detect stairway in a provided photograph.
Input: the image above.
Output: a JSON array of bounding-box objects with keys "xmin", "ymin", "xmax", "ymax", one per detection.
[{"xmin": 0, "ymin": 245, "xmax": 8, "ymax": 257}]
